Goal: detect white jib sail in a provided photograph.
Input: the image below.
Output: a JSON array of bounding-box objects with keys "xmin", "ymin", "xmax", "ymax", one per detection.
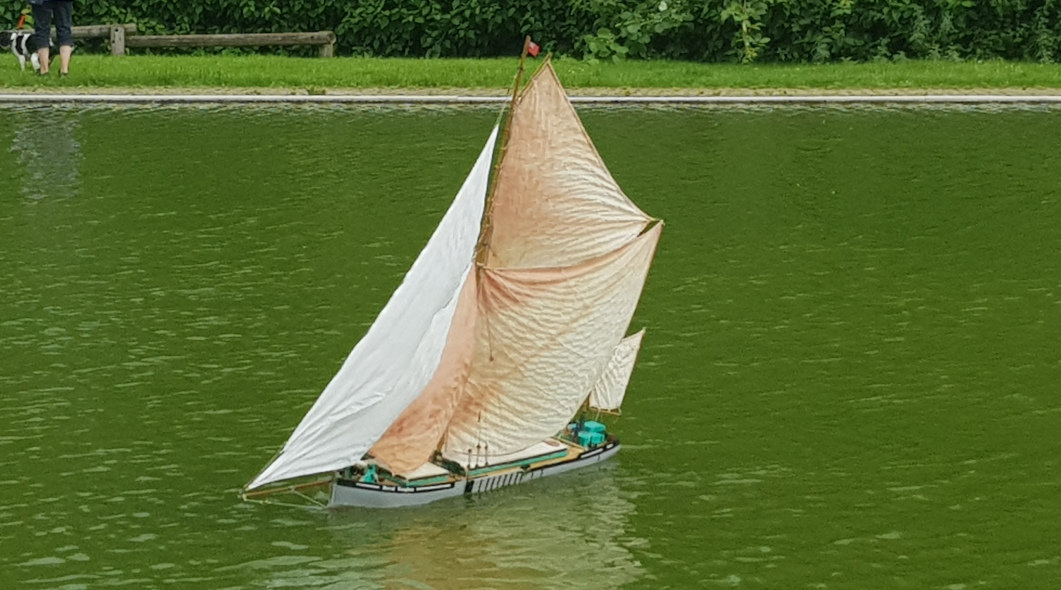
[
  {"xmin": 588, "ymin": 330, "xmax": 645, "ymax": 412},
  {"xmin": 247, "ymin": 126, "xmax": 499, "ymax": 490}
]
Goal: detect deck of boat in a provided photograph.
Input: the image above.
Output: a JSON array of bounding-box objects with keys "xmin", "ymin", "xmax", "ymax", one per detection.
[{"xmin": 375, "ymin": 437, "xmax": 590, "ymax": 487}]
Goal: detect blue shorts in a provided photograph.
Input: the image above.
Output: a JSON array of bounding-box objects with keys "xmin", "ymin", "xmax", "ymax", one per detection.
[{"xmin": 33, "ymin": 1, "xmax": 75, "ymax": 49}]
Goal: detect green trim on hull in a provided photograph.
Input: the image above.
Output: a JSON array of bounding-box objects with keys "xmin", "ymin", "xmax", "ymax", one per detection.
[
  {"xmin": 465, "ymin": 448, "xmax": 569, "ymax": 477},
  {"xmin": 395, "ymin": 474, "xmax": 451, "ymax": 487}
]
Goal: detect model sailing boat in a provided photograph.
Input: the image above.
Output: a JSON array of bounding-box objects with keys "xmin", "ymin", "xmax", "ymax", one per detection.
[{"xmin": 244, "ymin": 43, "xmax": 662, "ymax": 509}]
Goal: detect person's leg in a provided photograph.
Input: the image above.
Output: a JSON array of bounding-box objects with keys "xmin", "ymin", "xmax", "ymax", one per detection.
[
  {"xmin": 53, "ymin": 1, "xmax": 74, "ymax": 74},
  {"xmin": 31, "ymin": 4, "xmax": 53, "ymax": 74},
  {"xmin": 59, "ymin": 46, "xmax": 72, "ymax": 74}
]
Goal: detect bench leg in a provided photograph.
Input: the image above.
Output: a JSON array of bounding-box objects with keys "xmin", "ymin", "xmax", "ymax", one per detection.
[
  {"xmin": 319, "ymin": 43, "xmax": 334, "ymax": 58},
  {"xmin": 110, "ymin": 26, "xmax": 126, "ymax": 56}
]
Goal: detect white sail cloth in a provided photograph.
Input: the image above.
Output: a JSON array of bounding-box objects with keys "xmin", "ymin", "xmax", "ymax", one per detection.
[
  {"xmin": 588, "ymin": 330, "xmax": 645, "ymax": 412},
  {"xmin": 247, "ymin": 127, "xmax": 499, "ymax": 490}
]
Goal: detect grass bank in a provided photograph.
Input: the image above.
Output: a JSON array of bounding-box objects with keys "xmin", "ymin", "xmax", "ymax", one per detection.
[{"xmin": 2, "ymin": 55, "xmax": 1061, "ymax": 93}]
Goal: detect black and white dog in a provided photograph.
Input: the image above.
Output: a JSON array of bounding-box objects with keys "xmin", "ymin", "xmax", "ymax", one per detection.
[{"xmin": 0, "ymin": 30, "xmax": 48, "ymax": 72}]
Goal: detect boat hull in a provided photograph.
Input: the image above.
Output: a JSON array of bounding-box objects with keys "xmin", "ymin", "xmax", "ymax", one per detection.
[{"xmin": 329, "ymin": 441, "xmax": 620, "ymax": 508}]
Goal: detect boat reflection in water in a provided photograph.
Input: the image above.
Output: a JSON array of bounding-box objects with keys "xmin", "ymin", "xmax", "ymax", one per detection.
[{"xmin": 245, "ymin": 465, "xmax": 643, "ymax": 589}]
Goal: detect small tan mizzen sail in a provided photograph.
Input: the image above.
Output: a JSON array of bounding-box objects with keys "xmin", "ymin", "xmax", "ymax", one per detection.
[{"xmin": 588, "ymin": 330, "xmax": 646, "ymax": 413}]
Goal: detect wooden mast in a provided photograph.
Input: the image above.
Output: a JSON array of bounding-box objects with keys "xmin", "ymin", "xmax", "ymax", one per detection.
[
  {"xmin": 474, "ymin": 35, "xmax": 533, "ymax": 266},
  {"xmin": 444, "ymin": 37, "xmax": 534, "ymax": 461}
]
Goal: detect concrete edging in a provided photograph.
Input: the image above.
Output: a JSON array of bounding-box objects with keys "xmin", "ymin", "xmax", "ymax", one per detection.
[{"xmin": 2, "ymin": 93, "xmax": 1061, "ymax": 104}]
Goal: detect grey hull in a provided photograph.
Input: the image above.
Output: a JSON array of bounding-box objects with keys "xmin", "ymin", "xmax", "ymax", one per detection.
[{"xmin": 329, "ymin": 442, "xmax": 620, "ymax": 509}]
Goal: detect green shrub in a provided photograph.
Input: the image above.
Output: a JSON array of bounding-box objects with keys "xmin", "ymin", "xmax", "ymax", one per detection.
[{"xmin": 2, "ymin": 0, "xmax": 1059, "ymax": 62}]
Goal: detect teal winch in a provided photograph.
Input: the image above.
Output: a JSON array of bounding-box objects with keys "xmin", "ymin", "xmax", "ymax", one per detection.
[{"xmin": 576, "ymin": 420, "xmax": 607, "ymax": 447}]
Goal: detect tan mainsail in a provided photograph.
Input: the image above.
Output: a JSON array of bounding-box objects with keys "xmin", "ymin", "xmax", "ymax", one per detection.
[
  {"xmin": 441, "ymin": 61, "xmax": 662, "ymax": 460},
  {"xmin": 443, "ymin": 224, "xmax": 661, "ymax": 459}
]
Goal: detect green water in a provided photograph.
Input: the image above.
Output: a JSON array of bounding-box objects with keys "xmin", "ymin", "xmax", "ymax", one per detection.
[{"xmin": 1, "ymin": 103, "xmax": 1058, "ymax": 589}]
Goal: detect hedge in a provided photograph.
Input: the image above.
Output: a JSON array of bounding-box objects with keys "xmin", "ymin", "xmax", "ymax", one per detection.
[{"xmin": 3, "ymin": 0, "xmax": 1060, "ymax": 63}]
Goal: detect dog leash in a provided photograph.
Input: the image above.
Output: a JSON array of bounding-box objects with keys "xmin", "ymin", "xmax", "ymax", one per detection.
[{"xmin": 17, "ymin": 14, "xmax": 27, "ymax": 29}]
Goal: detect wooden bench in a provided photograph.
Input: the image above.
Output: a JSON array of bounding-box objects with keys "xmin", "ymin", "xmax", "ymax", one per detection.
[
  {"xmin": 49, "ymin": 24, "xmax": 138, "ymax": 56},
  {"xmin": 123, "ymin": 32, "xmax": 337, "ymax": 58},
  {"xmin": 71, "ymin": 24, "xmax": 138, "ymax": 40},
  {"xmin": 49, "ymin": 25, "xmax": 335, "ymax": 58}
]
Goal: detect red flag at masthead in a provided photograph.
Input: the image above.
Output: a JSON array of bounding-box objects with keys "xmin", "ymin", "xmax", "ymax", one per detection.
[{"xmin": 527, "ymin": 39, "xmax": 541, "ymax": 57}]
